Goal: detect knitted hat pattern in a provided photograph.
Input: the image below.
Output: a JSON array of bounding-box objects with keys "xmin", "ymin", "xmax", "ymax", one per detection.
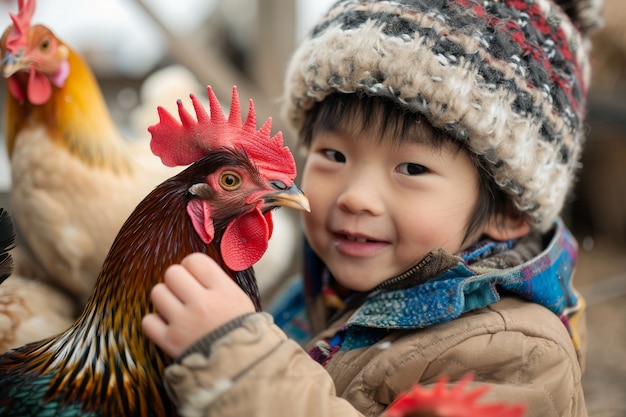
[{"xmin": 283, "ymin": 0, "xmax": 603, "ymax": 231}]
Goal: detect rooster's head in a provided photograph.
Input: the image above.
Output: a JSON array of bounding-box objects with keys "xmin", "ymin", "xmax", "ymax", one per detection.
[{"xmin": 149, "ymin": 85, "xmax": 309, "ymax": 273}]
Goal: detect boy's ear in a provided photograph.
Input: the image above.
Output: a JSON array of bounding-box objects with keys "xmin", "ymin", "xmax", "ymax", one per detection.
[{"xmin": 483, "ymin": 216, "xmax": 530, "ymax": 241}]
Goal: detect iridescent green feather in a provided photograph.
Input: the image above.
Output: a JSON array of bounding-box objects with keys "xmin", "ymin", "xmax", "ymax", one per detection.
[{"xmin": 0, "ymin": 371, "xmax": 100, "ymax": 417}]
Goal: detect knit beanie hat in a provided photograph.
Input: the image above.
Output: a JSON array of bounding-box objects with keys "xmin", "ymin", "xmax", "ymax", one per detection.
[{"xmin": 283, "ymin": 0, "xmax": 603, "ymax": 231}]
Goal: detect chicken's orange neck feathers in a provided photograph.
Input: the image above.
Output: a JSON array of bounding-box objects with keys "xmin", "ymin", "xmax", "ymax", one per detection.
[{"xmin": 4, "ymin": 41, "xmax": 133, "ymax": 174}]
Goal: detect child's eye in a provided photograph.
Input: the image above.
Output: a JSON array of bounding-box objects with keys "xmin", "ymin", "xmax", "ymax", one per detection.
[
  {"xmin": 396, "ymin": 163, "xmax": 428, "ymax": 175},
  {"xmin": 323, "ymin": 149, "xmax": 346, "ymax": 163}
]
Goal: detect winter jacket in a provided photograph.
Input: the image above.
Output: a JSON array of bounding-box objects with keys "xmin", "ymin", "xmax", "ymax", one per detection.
[{"xmin": 162, "ymin": 220, "xmax": 588, "ymax": 417}]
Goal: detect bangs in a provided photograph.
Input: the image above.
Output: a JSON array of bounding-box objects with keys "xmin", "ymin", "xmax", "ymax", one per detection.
[{"xmin": 299, "ymin": 93, "xmax": 455, "ymax": 151}]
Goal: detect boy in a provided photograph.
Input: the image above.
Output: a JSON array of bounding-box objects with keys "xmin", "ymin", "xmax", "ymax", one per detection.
[{"xmin": 142, "ymin": 0, "xmax": 603, "ymax": 416}]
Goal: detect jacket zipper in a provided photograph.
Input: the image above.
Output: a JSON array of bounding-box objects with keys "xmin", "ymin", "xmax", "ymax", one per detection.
[{"xmin": 326, "ymin": 253, "xmax": 435, "ymax": 325}]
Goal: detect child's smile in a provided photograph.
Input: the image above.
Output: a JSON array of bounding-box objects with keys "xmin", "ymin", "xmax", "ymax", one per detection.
[
  {"xmin": 301, "ymin": 126, "xmax": 482, "ymax": 292},
  {"xmin": 332, "ymin": 230, "xmax": 390, "ymax": 258}
]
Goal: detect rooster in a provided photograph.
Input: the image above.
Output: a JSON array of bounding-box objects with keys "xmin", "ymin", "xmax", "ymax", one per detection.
[
  {"xmin": 384, "ymin": 374, "xmax": 526, "ymax": 417},
  {"xmin": 0, "ymin": 85, "xmax": 309, "ymax": 417},
  {"xmin": 0, "ymin": 0, "xmax": 183, "ymax": 302}
]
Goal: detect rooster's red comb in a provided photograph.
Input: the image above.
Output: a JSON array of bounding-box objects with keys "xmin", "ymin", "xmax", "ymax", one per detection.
[
  {"xmin": 384, "ymin": 374, "xmax": 526, "ymax": 417},
  {"xmin": 6, "ymin": 0, "xmax": 36, "ymax": 54},
  {"xmin": 149, "ymin": 85, "xmax": 296, "ymax": 185}
]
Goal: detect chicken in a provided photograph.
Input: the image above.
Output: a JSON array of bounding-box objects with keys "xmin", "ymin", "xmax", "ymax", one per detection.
[
  {"xmin": 0, "ymin": 0, "xmax": 182, "ymax": 303},
  {"xmin": 0, "ymin": 208, "xmax": 75, "ymax": 353},
  {"xmin": 0, "ymin": 85, "xmax": 309, "ymax": 416},
  {"xmin": 383, "ymin": 374, "xmax": 526, "ymax": 417}
]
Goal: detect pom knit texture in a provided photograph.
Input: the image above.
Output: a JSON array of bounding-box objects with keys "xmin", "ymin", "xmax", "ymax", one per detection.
[{"xmin": 283, "ymin": 0, "xmax": 602, "ymax": 231}]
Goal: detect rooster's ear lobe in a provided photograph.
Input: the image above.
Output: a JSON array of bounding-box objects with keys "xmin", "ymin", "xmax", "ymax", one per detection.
[{"xmin": 186, "ymin": 200, "xmax": 215, "ymax": 244}]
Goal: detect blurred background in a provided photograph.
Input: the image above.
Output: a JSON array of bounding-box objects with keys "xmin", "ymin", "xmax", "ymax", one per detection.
[{"xmin": 0, "ymin": 0, "xmax": 624, "ymax": 415}]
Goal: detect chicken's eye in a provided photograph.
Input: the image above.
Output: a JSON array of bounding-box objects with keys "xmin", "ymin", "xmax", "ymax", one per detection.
[
  {"xmin": 219, "ymin": 171, "xmax": 242, "ymax": 190},
  {"xmin": 40, "ymin": 38, "xmax": 50, "ymax": 51}
]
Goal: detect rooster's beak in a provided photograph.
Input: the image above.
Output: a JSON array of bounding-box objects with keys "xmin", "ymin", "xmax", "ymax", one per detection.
[{"xmin": 261, "ymin": 183, "xmax": 310, "ymax": 213}]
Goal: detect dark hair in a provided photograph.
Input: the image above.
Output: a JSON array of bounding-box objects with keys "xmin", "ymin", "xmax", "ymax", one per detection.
[{"xmin": 299, "ymin": 93, "xmax": 523, "ymax": 244}]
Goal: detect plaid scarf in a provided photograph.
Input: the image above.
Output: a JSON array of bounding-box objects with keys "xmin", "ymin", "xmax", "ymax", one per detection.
[{"xmin": 272, "ymin": 220, "xmax": 584, "ymax": 365}]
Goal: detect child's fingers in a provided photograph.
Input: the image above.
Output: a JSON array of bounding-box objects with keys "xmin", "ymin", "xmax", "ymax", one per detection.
[
  {"xmin": 180, "ymin": 252, "xmax": 229, "ymax": 290},
  {"xmin": 163, "ymin": 263, "xmax": 206, "ymax": 303},
  {"xmin": 141, "ymin": 314, "xmax": 169, "ymax": 349},
  {"xmin": 150, "ymin": 282, "xmax": 183, "ymax": 320},
  {"xmin": 181, "ymin": 254, "xmax": 255, "ymax": 312}
]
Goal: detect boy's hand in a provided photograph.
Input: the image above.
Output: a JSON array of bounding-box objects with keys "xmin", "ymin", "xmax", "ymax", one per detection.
[{"xmin": 142, "ymin": 252, "xmax": 256, "ymax": 358}]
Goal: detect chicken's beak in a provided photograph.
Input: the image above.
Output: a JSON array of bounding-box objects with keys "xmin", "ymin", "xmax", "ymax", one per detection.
[
  {"xmin": 261, "ymin": 183, "xmax": 310, "ymax": 213},
  {"xmin": 2, "ymin": 51, "xmax": 30, "ymax": 78}
]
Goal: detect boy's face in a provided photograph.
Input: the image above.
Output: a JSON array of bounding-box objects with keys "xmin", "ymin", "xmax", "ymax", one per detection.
[{"xmin": 301, "ymin": 125, "xmax": 481, "ymax": 292}]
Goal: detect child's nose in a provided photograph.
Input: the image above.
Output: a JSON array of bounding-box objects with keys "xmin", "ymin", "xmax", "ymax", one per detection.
[{"xmin": 336, "ymin": 175, "xmax": 385, "ymax": 216}]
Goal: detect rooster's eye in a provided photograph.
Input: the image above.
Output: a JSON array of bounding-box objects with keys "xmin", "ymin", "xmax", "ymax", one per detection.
[
  {"xmin": 40, "ymin": 39, "xmax": 50, "ymax": 51},
  {"xmin": 219, "ymin": 171, "xmax": 242, "ymax": 190}
]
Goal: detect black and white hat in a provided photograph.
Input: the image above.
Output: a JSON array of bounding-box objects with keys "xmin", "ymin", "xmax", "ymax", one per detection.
[{"xmin": 283, "ymin": 0, "xmax": 603, "ymax": 231}]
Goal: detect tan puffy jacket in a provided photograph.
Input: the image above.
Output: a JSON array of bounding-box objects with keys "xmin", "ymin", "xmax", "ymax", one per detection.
[{"xmin": 163, "ymin": 294, "xmax": 587, "ymax": 417}]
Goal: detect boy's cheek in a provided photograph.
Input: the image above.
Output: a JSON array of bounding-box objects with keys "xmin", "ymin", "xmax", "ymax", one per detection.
[{"xmin": 301, "ymin": 211, "xmax": 327, "ymax": 252}]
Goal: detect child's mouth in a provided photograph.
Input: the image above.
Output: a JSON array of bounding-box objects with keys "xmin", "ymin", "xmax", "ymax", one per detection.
[
  {"xmin": 345, "ymin": 235, "xmax": 369, "ymax": 243},
  {"xmin": 333, "ymin": 232, "xmax": 389, "ymax": 257}
]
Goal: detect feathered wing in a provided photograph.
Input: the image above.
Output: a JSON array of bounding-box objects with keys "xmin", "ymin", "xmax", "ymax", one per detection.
[
  {"xmin": 0, "ymin": 273, "xmax": 75, "ymax": 353},
  {"xmin": 0, "ymin": 209, "xmax": 16, "ymax": 284},
  {"xmin": 0, "ymin": 209, "xmax": 75, "ymax": 354}
]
